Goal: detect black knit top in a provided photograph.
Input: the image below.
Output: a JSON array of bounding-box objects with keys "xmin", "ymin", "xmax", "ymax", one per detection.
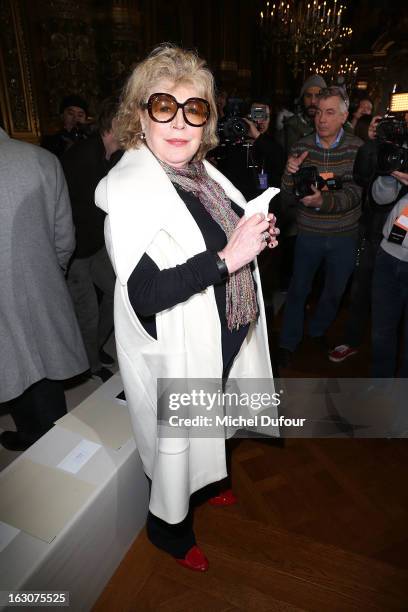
[{"xmin": 127, "ymin": 187, "xmax": 250, "ymax": 378}]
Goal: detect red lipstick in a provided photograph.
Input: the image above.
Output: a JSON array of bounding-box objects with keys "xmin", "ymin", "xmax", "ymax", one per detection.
[{"xmin": 166, "ymin": 139, "xmax": 188, "ymax": 146}]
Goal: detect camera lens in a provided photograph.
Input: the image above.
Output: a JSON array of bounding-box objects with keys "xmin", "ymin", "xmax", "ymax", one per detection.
[
  {"xmin": 377, "ymin": 142, "xmax": 408, "ymax": 175},
  {"xmin": 223, "ymin": 117, "xmax": 249, "ymax": 141},
  {"xmin": 293, "ymin": 166, "xmax": 320, "ymax": 198},
  {"xmin": 377, "ymin": 118, "xmax": 408, "ymax": 146}
]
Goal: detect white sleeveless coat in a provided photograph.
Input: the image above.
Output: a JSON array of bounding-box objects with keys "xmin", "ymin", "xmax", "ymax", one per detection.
[{"xmin": 95, "ymin": 145, "xmax": 276, "ymax": 523}]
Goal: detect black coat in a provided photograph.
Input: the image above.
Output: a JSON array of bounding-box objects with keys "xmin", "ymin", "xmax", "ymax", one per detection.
[
  {"xmin": 61, "ymin": 134, "xmax": 123, "ymax": 258},
  {"xmin": 217, "ymin": 133, "xmax": 285, "ymax": 201},
  {"xmin": 353, "ymin": 139, "xmax": 408, "ymax": 243}
]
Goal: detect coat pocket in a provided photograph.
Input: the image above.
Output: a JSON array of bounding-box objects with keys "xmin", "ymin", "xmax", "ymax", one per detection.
[{"xmin": 119, "ymin": 283, "xmax": 158, "ymax": 344}]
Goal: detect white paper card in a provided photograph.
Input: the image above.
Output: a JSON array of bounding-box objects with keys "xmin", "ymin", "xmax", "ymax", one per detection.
[
  {"xmin": 245, "ymin": 187, "xmax": 280, "ymax": 218},
  {"xmin": 0, "ymin": 521, "xmax": 20, "ymax": 553},
  {"xmin": 57, "ymin": 439, "xmax": 101, "ymax": 474}
]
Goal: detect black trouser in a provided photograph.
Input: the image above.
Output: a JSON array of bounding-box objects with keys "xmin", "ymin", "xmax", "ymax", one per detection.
[
  {"xmin": 146, "ymin": 507, "xmax": 196, "ymax": 558},
  {"xmin": 146, "ymin": 348, "xmax": 242, "ymax": 557},
  {"xmin": 344, "ymin": 237, "xmax": 380, "ymax": 348},
  {"xmin": 146, "ymin": 440, "xmax": 235, "ymax": 557},
  {"xmin": 279, "ymin": 235, "xmax": 297, "ymax": 291},
  {"xmin": 5, "ymin": 378, "xmax": 67, "ymax": 442}
]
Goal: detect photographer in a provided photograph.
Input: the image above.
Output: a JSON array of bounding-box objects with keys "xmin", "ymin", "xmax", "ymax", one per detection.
[
  {"xmin": 62, "ymin": 98, "xmax": 123, "ymax": 382},
  {"xmin": 349, "ymin": 97, "xmax": 373, "ymax": 131},
  {"xmin": 370, "ymin": 128, "xmax": 408, "ymax": 377},
  {"xmin": 371, "ymin": 172, "xmax": 408, "ymax": 377},
  {"xmin": 216, "ymin": 98, "xmax": 284, "ymax": 201},
  {"xmin": 42, "ymin": 94, "xmax": 90, "ymax": 159},
  {"xmin": 282, "ymin": 74, "xmax": 327, "ymax": 155},
  {"xmin": 329, "ymin": 110, "xmax": 408, "ymax": 363},
  {"xmin": 279, "ymin": 86, "xmax": 363, "ymax": 367},
  {"xmin": 244, "ymin": 99, "xmax": 286, "ymax": 194}
]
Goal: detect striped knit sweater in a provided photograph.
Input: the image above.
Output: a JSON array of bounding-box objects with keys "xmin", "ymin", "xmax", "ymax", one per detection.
[{"xmin": 281, "ymin": 131, "xmax": 363, "ymax": 235}]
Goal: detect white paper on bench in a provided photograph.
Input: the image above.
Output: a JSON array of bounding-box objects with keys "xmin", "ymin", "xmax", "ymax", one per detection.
[{"xmin": 57, "ymin": 439, "xmax": 101, "ymax": 474}]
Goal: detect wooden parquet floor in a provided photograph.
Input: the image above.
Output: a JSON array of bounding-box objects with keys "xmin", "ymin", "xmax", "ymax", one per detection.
[{"xmin": 94, "ymin": 298, "xmax": 408, "ymax": 611}]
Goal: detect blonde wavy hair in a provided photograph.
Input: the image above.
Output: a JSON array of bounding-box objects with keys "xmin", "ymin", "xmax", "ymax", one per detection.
[{"xmin": 115, "ymin": 44, "xmax": 218, "ymax": 159}]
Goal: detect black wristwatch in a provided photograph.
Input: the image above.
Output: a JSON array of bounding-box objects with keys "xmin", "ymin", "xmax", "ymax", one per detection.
[{"xmin": 214, "ymin": 252, "xmax": 229, "ymax": 282}]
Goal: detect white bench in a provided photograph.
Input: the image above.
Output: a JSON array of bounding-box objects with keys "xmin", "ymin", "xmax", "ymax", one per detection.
[{"xmin": 0, "ymin": 374, "xmax": 149, "ymax": 611}]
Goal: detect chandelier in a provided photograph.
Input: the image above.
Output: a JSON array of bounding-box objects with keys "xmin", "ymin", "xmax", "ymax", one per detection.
[
  {"xmin": 259, "ymin": 0, "xmax": 353, "ymax": 77},
  {"xmin": 310, "ymin": 56, "xmax": 358, "ymax": 87}
]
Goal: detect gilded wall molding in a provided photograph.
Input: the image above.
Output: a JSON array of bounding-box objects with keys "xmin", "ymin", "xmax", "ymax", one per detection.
[
  {"xmin": 0, "ymin": 0, "xmax": 40, "ymax": 141},
  {"xmin": 37, "ymin": 4, "xmax": 98, "ymax": 126}
]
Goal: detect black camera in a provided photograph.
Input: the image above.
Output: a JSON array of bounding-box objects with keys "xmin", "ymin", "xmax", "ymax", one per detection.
[
  {"xmin": 376, "ymin": 115, "xmax": 408, "ymax": 175},
  {"xmin": 222, "ymin": 106, "xmax": 267, "ymax": 140},
  {"xmin": 377, "ymin": 141, "xmax": 408, "ymax": 175},
  {"xmin": 375, "ymin": 92, "xmax": 408, "ymax": 175},
  {"xmin": 71, "ymin": 122, "xmax": 95, "ymax": 140},
  {"xmin": 250, "ymin": 106, "xmax": 268, "ymax": 122},
  {"xmin": 217, "ymin": 97, "xmax": 251, "ymax": 143},
  {"xmin": 222, "ymin": 116, "xmax": 249, "ymax": 141},
  {"xmin": 293, "ymin": 166, "xmax": 342, "ymax": 199},
  {"xmin": 376, "ymin": 116, "xmax": 408, "ymax": 145}
]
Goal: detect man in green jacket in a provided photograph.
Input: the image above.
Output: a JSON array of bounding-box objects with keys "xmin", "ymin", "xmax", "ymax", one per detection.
[{"xmin": 282, "ymin": 74, "xmax": 327, "ymax": 154}]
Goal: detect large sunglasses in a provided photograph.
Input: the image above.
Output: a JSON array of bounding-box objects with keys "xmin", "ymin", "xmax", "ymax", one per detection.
[{"xmin": 142, "ymin": 93, "xmax": 210, "ymax": 127}]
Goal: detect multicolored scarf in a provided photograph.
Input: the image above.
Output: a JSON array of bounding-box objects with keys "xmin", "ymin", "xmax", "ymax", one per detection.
[{"xmin": 159, "ymin": 159, "xmax": 258, "ymax": 331}]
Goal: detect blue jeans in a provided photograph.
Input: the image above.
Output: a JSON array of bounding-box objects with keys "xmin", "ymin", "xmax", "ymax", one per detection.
[
  {"xmin": 280, "ymin": 233, "xmax": 358, "ymax": 351},
  {"xmin": 372, "ymin": 248, "xmax": 408, "ymax": 377}
]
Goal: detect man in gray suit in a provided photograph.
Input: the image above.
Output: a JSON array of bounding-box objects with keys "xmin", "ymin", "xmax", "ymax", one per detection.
[{"xmin": 0, "ymin": 127, "xmax": 88, "ymax": 451}]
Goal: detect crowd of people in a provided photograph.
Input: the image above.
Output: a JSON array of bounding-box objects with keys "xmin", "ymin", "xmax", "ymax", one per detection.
[
  {"xmin": 209, "ymin": 71, "xmax": 407, "ymax": 376},
  {"xmin": 1, "ymin": 43, "xmax": 407, "ymax": 572}
]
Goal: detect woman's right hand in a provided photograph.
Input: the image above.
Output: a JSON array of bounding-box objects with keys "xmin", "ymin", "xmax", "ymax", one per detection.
[{"xmin": 218, "ymin": 213, "xmax": 272, "ymax": 274}]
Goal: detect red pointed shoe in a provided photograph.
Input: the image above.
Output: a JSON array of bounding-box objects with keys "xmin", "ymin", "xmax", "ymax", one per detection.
[
  {"xmin": 208, "ymin": 488, "xmax": 238, "ymax": 506},
  {"xmin": 175, "ymin": 545, "xmax": 209, "ymax": 572}
]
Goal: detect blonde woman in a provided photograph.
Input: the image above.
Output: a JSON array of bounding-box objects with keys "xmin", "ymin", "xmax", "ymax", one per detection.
[{"xmin": 96, "ymin": 44, "xmax": 278, "ymax": 571}]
